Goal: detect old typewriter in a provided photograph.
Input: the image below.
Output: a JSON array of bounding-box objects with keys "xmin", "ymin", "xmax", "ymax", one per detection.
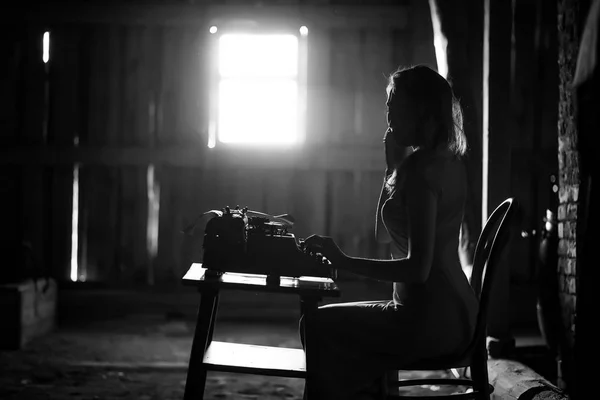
[{"xmin": 184, "ymin": 205, "xmax": 337, "ymax": 283}]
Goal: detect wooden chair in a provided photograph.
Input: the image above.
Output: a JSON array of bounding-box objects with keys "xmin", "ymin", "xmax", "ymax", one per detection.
[{"xmin": 382, "ymin": 197, "xmax": 519, "ymax": 400}]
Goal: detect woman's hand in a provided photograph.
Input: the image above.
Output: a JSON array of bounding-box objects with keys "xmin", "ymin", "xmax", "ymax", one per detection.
[{"xmin": 304, "ymin": 234, "xmax": 347, "ymax": 267}]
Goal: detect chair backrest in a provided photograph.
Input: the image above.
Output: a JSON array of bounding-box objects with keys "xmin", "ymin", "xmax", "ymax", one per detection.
[{"xmin": 463, "ymin": 197, "xmax": 519, "ymax": 356}]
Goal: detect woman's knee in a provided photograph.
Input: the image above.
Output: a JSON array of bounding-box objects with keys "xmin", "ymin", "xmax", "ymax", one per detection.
[{"xmin": 298, "ymin": 307, "xmax": 350, "ymax": 350}]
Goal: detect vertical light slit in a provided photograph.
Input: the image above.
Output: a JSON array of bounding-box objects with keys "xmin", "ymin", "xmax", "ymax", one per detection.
[
  {"xmin": 146, "ymin": 165, "xmax": 160, "ymax": 285},
  {"xmin": 428, "ymin": 0, "xmax": 449, "ymax": 79},
  {"xmin": 43, "ymin": 31, "xmax": 50, "ymax": 63},
  {"xmin": 70, "ymin": 164, "xmax": 80, "ymax": 282},
  {"xmin": 482, "ymin": 0, "xmax": 490, "ymax": 225}
]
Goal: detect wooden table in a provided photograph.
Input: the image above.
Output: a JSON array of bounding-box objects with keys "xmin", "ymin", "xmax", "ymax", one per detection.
[{"xmin": 181, "ymin": 263, "xmax": 341, "ymax": 400}]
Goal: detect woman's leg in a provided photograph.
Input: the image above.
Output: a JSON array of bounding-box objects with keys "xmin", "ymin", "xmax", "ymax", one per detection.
[{"xmin": 299, "ymin": 300, "xmax": 415, "ymax": 400}]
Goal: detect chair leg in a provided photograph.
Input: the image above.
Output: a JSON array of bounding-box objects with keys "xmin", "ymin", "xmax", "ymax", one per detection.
[
  {"xmin": 380, "ymin": 372, "xmax": 388, "ymax": 399},
  {"xmin": 470, "ymin": 349, "xmax": 491, "ymax": 400},
  {"xmin": 464, "ymin": 367, "xmax": 471, "ymax": 379},
  {"xmin": 379, "ymin": 371, "xmax": 399, "ymax": 399}
]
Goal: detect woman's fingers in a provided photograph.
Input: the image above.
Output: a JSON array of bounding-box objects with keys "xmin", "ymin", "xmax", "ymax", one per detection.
[
  {"xmin": 304, "ymin": 234, "xmax": 319, "ymax": 242},
  {"xmin": 303, "ymin": 236, "xmax": 343, "ymax": 266},
  {"xmin": 304, "ymin": 235, "xmax": 328, "ymax": 253}
]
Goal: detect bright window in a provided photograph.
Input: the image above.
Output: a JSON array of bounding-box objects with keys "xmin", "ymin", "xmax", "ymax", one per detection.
[{"xmin": 210, "ymin": 33, "xmax": 305, "ymax": 147}]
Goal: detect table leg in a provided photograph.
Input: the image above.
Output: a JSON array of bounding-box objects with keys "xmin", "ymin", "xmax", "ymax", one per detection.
[
  {"xmin": 300, "ymin": 296, "xmax": 321, "ymax": 400},
  {"xmin": 184, "ymin": 289, "xmax": 219, "ymax": 400},
  {"xmin": 207, "ymin": 294, "xmax": 219, "ymax": 344}
]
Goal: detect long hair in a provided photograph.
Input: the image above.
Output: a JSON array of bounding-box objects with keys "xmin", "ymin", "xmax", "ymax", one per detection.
[{"xmin": 385, "ymin": 65, "xmax": 467, "ymax": 194}]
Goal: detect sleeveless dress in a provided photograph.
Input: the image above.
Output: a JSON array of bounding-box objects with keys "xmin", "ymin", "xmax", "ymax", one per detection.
[{"xmin": 299, "ymin": 148, "xmax": 478, "ymax": 400}]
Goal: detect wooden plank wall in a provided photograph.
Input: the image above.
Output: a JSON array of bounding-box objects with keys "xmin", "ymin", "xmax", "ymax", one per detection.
[
  {"xmin": 3, "ymin": 0, "xmax": 437, "ymax": 286},
  {"xmin": 1, "ymin": 22, "xmax": 74, "ymax": 283}
]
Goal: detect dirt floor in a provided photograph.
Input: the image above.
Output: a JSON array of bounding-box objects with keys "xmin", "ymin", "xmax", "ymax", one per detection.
[
  {"xmin": 0, "ymin": 312, "xmax": 465, "ymax": 400},
  {"xmin": 0, "ymin": 280, "xmax": 554, "ymax": 400}
]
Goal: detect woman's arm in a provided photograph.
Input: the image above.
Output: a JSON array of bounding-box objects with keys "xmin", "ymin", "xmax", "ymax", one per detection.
[
  {"xmin": 375, "ymin": 174, "xmax": 392, "ymax": 244},
  {"xmin": 307, "ymin": 177, "xmax": 437, "ymax": 283}
]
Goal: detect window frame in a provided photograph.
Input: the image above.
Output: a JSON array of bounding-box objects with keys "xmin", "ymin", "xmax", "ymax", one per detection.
[{"xmin": 207, "ymin": 26, "xmax": 308, "ymax": 149}]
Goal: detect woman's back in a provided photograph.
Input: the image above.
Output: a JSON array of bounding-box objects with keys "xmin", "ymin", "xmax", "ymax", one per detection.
[{"xmin": 382, "ymin": 148, "xmax": 478, "ymax": 352}]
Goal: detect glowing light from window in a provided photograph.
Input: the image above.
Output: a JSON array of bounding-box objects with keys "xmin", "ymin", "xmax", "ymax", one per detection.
[
  {"xmin": 43, "ymin": 31, "xmax": 50, "ymax": 63},
  {"xmin": 219, "ymin": 34, "xmax": 298, "ymax": 77},
  {"xmin": 299, "ymin": 26, "xmax": 308, "ymax": 36},
  {"xmin": 219, "ymin": 79, "xmax": 298, "ymax": 145},
  {"xmin": 209, "ymin": 26, "xmax": 218, "ymax": 34},
  {"xmin": 216, "ymin": 34, "xmax": 299, "ymax": 146}
]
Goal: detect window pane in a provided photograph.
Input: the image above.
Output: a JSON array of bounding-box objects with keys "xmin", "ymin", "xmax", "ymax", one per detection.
[
  {"xmin": 218, "ymin": 79, "xmax": 298, "ymax": 145},
  {"xmin": 219, "ymin": 34, "xmax": 298, "ymax": 78}
]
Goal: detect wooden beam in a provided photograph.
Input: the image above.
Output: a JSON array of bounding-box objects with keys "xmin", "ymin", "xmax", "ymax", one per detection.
[
  {"xmin": 21, "ymin": 3, "xmax": 409, "ymax": 29},
  {"xmin": 0, "ymin": 145, "xmax": 384, "ymax": 171},
  {"xmin": 488, "ymin": 359, "xmax": 567, "ymax": 400}
]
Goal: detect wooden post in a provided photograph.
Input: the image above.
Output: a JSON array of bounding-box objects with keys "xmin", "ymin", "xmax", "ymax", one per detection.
[
  {"xmin": 429, "ymin": 0, "xmax": 484, "ymax": 267},
  {"xmin": 572, "ymin": 1, "xmax": 599, "ymax": 397}
]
